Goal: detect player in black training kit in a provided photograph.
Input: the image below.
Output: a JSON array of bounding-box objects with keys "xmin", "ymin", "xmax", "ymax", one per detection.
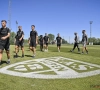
[
  {"xmin": 81, "ymin": 30, "xmax": 88, "ymax": 54},
  {"xmin": 56, "ymin": 33, "xmax": 62, "ymax": 52},
  {"xmin": 0, "ymin": 20, "xmax": 10, "ymax": 65},
  {"xmin": 70, "ymin": 32, "xmax": 80, "ymax": 53},
  {"xmin": 15, "ymin": 26, "xmax": 24, "ymax": 58},
  {"xmin": 30, "ymin": 25, "xmax": 38, "ymax": 58},
  {"xmin": 43, "ymin": 33, "xmax": 49, "ymax": 52},
  {"xmin": 39, "ymin": 35, "xmax": 44, "ymax": 51}
]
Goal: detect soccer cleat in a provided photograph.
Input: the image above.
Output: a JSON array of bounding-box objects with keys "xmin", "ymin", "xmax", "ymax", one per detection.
[
  {"xmin": 21, "ymin": 55, "xmax": 24, "ymax": 58},
  {"xmin": 78, "ymin": 51, "xmax": 81, "ymax": 54},
  {"xmin": 14, "ymin": 55, "xmax": 18, "ymax": 58},
  {"xmin": 86, "ymin": 51, "xmax": 88, "ymax": 54},
  {"xmin": 32, "ymin": 56, "xmax": 35, "ymax": 58},
  {"xmin": 7, "ymin": 61, "xmax": 10, "ymax": 64},
  {"xmin": 0, "ymin": 62, "xmax": 1, "ymax": 65},
  {"xmin": 70, "ymin": 50, "xmax": 73, "ymax": 52},
  {"xmin": 81, "ymin": 52, "xmax": 84, "ymax": 54}
]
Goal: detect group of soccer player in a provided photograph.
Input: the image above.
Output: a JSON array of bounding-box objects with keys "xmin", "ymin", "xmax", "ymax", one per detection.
[{"xmin": 0, "ymin": 20, "xmax": 88, "ymax": 65}]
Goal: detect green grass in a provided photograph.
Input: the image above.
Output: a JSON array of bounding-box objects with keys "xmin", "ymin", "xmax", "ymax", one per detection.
[{"xmin": 0, "ymin": 45, "xmax": 100, "ymax": 90}]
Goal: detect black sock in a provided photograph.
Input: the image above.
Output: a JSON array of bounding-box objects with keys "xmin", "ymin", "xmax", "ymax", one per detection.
[{"xmin": 16, "ymin": 53, "xmax": 18, "ymax": 56}]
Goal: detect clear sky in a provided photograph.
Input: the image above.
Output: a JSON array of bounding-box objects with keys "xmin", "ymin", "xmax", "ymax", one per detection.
[{"xmin": 0, "ymin": 0, "xmax": 100, "ymax": 42}]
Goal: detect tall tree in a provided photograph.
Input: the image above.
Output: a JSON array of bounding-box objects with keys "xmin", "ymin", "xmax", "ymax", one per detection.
[
  {"xmin": 48, "ymin": 34, "xmax": 55, "ymax": 42},
  {"xmin": 10, "ymin": 32, "xmax": 16, "ymax": 45}
]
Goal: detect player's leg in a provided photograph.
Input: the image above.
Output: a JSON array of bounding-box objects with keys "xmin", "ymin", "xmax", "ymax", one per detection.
[
  {"xmin": 33, "ymin": 47, "xmax": 36, "ymax": 57},
  {"xmin": 43, "ymin": 44, "xmax": 46, "ymax": 51},
  {"xmin": 70, "ymin": 43, "xmax": 76, "ymax": 52},
  {"xmin": 59, "ymin": 44, "xmax": 61, "ymax": 52},
  {"xmin": 5, "ymin": 43, "xmax": 10, "ymax": 64},
  {"xmin": 15, "ymin": 45, "xmax": 19, "ymax": 58},
  {"xmin": 76, "ymin": 43, "xmax": 80, "ymax": 52},
  {"xmin": 0, "ymin": 45, "xmax": 4, "ymax": 65},
  {"xmin": 30, "ymin": 42, "xmax": 33, "ymax": 51},
  {"xmin": 32, "ymin": 42, "xmax": 36, "ymax": 57},
  {"xmin": 46, "ymin": 43, "xmax": 48, "ymax": 52},
  {"xmin": 42, "ymin": 44, "xmax": 43, "ymax": 51},
  {"xmin": 57, "ymin": 44, "xmax": 59, "ymax": 52},
  {"xmin": 40, "ymin": 44, "xmax": 42, "ymax": 51},
  {"xmin": 15, "ymin": 40, "xmax": 19, "ymax": 57},
  {"xmin": 20, "ymin": 40, "xmax": 24, "ymax": 57},
  {"xmin": 82, "ymin": 43, "xmax": 85, "ymax": 54},
  {"xmin": 85, "ymin": 46, "xmax": 88, "ymax": 54}
]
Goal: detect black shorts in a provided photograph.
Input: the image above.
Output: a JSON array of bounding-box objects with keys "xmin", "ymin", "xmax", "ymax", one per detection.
[
  {"xmin": 0, "ymin": 42, "xmax": 10, "ymax": 51},
  {"xmin": 30, "ymin": 41, "xmax": 36, "ymax": 47},
  {"xmin": 15, "ymin": 40, "xmax": 24, "ymax": 47},
  {"xmin": 57, "ymin": 43, "xmax": 61, "ymax": 47},
  {"xmin": 44, "ymin": 42, "xmax": 48, "ymax": 46},
  {"xmin": 40, "ymin": 44, "xmax": 43, "ymax": 47}
]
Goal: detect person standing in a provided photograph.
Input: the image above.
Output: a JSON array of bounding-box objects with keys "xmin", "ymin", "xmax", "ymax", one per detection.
[
  {"xmin": 70, "ymin": 32, "xmax": 80, "ymax": 53},
  {"xmin": 43, "ymin": 33, "xmax": 49, "ymax": 52},
  {"xmin": 56, "ymin": 33, "xmax": 62, "ymax": 52},
  {"xmin": 15, "ymin": 26, "xmax": 24, "ymax": 58},
  {"xmin": 0, "ymin": 20, "xmax": 11, "ymax": 65},
  {"xmin": 81, "ymin": 30, "xmax": 88, "ymax": 54},
  {"xmin": 30, "ymin": 25, "xmax": 38, "ymax": 58},
  {"xmin": 39, "ymin": 35, "xmax": 44, "ymax": 51}
]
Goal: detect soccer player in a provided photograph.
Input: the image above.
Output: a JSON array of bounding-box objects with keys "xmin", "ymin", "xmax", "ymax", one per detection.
[
  {"xmin": 0, "ymin": 20, "xmax": 10, "ymax": 65},
  {"xmin": 56, "ymin": 33, "xmax": 62, "ymax": 52},
  {"xmin": 43, "ymin": 33, "xmax": 49, "ymax": 52},
  {"xmin": 15, "ymin": 26, "xmax": 24, "ymax": 58},
  {"xmin": 39, "ymin": 35, "xmax": 44, "ymax": 51},
  {"xmin": 81, "ymin": 30, "xmax": 88, "ymax": 54},
  {"xmin": 30, "ymin": 25, "xmax": 38, "ymax": 58},
  {"xmin": 70, "ymin": 32, "xmax": 80, "ymax": 53},
  {"xmin": 14, "ymin": 35, "xmax": 19, "ymax": 53}
]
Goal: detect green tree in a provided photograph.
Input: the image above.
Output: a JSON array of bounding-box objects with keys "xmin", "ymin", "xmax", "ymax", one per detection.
[
  {"xmin": 48, "ymin": 34, "xmax": 55, "ymax": 42},
  {"xmin": 62, "ymin": 39, "xmax": 68, "ymax": 44},
  {"xmin": 10, "ymin": 32, "xmax": 16, "ymax": 45}
]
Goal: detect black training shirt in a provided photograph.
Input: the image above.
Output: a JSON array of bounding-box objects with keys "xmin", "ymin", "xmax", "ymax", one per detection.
[
  {"xmin": 43, "ymin": 36, "xmax": 49, "ymax": 42},
  {"xmin": 39, "ymin": 37, "xmax": 44, "ymax": 44},
  {"xmin": 56, "ymin": 37, "xmax": 62, "ymax": 44},
  {"xmin": 16, "ymin": 30, "xmax": 24, "ymax": 40},
  {"xmin": 30, "ymin": 30, "xmax": 38, "ymax": 41},
  {"xmin": 0, "ymin": 27, "xmax": 10, "ymax": 43}
]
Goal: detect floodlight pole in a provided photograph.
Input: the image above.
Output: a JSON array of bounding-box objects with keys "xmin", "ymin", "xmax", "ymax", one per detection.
[
  {"xmin": 16, "ymin": 21, "xmax": 18, "ymax": 33},
  {"xmin": 90, "ymin": 21, "xmax": 93, "ymax": 42}
]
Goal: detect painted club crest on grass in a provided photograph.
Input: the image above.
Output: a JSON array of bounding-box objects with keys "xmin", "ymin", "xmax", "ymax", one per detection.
[{"xmin": 0, "ymin": 57, "xmax": 100, "ymax": 79}]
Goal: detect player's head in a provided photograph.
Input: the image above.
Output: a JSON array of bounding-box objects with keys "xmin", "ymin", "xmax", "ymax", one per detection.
[
  {"xmin": 18, "ymin": 26, "xmax": 22, "ymax": 30},
  {"xmin": 40, "ymin": 35, "xmax": 43, "ymax": 38},
  {"xmin": 74, "ymin": 32, "xmax": 77, "ymax": 35},
  {"xmin": 57, "ymin": 33, "xmax": 60, "ymax": 37},
  {"xmin": 82, "ymin": 30, "xmax": 86, "ymax": 34},
  {"xmin": 45, "ymin": 33, "xmax": 47, "ymax": 36},
  {"xmin": 1, "ymin": 20, "xmax": 7, "ymax": 28},
  {"xmin": 31, "ymin": 25, "xmax": 35, "ymax": 30}
]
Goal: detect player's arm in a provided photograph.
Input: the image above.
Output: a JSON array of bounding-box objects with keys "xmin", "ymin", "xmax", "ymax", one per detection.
[
  {"xmin": 43, "ymin": 37, "xmax": 45, "ymax": 44},
  {"xmin": 48, "ymin": 37, "xmax": 49, "ymax": 43},
  {"xmin": 86, "ymin": 35, "xmax": 88, "ymax": 44},
  {"xmin": 19, "ymin": 31, "xmax": 24, "ymax": 41},
  {"xmin": 36, "ymin": 31, "xmax": 38, "ymax": 44},
  {"xmin": 61, "ymin": 38, "xmax": 62, "ymax": 44}
]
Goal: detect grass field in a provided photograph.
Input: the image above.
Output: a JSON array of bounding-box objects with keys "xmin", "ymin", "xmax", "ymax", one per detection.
[{"xmin": 0, "ymin": 45, "xmax": 100, "ymax": 90}]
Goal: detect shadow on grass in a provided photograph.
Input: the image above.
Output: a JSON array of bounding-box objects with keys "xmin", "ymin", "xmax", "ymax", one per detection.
[
  {"xmin": 1, "ymin": 61, "xmax": 7, "ymax": 65},
  {"xmin": 25, "ymin": 55, "xmax": 32, "ymax": 57},
  {"xmin": 13, "ymin": 55, "xmax": 21, "ymax": 58}
]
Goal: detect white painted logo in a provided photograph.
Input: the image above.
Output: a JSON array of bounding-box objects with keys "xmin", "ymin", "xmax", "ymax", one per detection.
[{"xmin": 0, "ymin": 57, "xmax": 100, "ymax": 79}]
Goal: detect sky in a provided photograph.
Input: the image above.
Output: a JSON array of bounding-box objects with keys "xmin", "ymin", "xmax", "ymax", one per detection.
[{"xmin": 0, "ymin": 0, "xmax": 100, "ymax": 43}]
